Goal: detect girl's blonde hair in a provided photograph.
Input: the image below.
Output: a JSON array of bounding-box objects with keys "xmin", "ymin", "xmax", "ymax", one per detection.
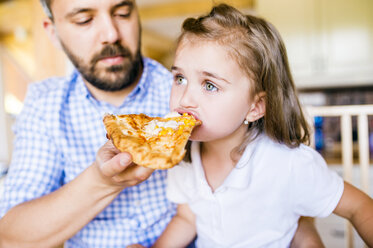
[{"xmin": 178, "ymin": 3, "xmax": 310, "ymax": 156}]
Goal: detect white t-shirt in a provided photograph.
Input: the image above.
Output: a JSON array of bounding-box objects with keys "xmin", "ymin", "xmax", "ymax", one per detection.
[{"xmin": 167, "ymin": 134, "xmax": 344, "ymax": 248}]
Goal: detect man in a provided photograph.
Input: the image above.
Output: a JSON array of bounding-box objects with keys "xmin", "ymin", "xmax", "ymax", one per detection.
[{"xmin": 0, "ymin": 0, "xmax": 324, "ymax": 247}]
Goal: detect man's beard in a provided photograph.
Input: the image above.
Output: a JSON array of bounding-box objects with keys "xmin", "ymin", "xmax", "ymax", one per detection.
[{"xmin": 61, "ymin": 41, "xmax": 142, "ymax": 92}]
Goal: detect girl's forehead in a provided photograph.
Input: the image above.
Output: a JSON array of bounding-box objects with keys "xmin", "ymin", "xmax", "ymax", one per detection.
[
  {"xmin": 175, "ymin": 41, "xmax": 228, "ymax": 68},
  {"xmin": 174, "ymin": 40, "xmax": 252, "ymax": 82},
  {"xmin": 176, "ymin": 37, "xmax": 226, "ymax": 55},
  {"xmin": 178, "ymin": 35, "xmax": 215, "ymax": 47},
  {"xmin": 177, "ymin": 33, "xmax": 256, "ymax": 81},
  {"xmin": 175, "ymin": 39, "xmax": 239, "ymax": 71}
]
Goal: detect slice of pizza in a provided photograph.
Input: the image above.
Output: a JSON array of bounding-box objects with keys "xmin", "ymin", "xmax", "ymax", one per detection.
[{"xmin": 103, "ymin": 112, "xmax": 201, "ymax": 169}]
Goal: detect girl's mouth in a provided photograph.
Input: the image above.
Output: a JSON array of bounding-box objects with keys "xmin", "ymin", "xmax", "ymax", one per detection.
[{"xmin": 177, "ymin": 110, "xmax": 200, "ymax": 122}]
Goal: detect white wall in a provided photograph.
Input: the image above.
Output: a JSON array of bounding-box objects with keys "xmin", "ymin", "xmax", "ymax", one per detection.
[{"xmin": 256, "ymin": 0, "xmax": 373, "ymax": 89}]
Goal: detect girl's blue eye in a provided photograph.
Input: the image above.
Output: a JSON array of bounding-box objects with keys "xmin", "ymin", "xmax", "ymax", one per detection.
[
  {"xmin": 204, "ymin": 82, "xmax": 217, "ymax": 92},
  {"xmin": 175, "ymin": 76, "xmax": 187, "ymax": 85}
]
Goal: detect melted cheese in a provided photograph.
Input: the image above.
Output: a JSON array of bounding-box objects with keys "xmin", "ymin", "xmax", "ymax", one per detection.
[
  {"xmin": 117, "ymin": 112, "xmax": 197, "ymax": 139},
  {"xmin": 143, "ymin": 119, "xmax": 185, "ymax": 137}
]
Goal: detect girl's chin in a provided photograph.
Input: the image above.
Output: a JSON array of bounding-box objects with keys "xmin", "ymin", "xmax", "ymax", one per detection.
[
  {"xmin": 189, "ymin": 134, "xmax": 200, "ymax": 142},
  {"xmin": 190, "ymin": 127, "xmax": 214, "ymax": 142},
  {"xmin": 189, "ymin": 133, "xmax": 206, "ymax": 142}
]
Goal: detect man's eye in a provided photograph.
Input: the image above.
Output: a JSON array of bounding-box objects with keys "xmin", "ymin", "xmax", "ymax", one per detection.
[
  {"xmin": 115, "ymin": 6, "xmax": 131, "ymax": 17},
  {"xmin": 175, "ymin": 76, "xmax": 187, "ymax": 85},
  {"xmin": 75, "ymin": 18, "xmax": 92, "ymax": 25},
  {"xmin": 204, "ymin": 82, "xmax": 217, "ymax": 92},
  {"xmin": 115, "ymin": 11, "xmax": 131, "ymax": 18}
]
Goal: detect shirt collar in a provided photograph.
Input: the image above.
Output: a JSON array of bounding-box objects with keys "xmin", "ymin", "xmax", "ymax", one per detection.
[
  {"xmin": 74, "ymin": 70, "xmax": 90, "ymax": 99},
  {"xmin": 191, "ymin": 135, "xmax": 263, "ymax": 191},
  {"xmin": 190, "ymin": 142, "xmax": 212, "ymax": 192}
]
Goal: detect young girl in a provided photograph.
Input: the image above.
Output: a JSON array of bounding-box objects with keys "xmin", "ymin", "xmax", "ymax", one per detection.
[{"xmin": 136, "ymin": 4, "xmax": 373, "ymax": 248}]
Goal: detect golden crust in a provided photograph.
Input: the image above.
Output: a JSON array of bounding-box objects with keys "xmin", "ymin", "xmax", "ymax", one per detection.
[{"xmin": 103, "ymin": 113, "xmax": 201, "ymax": 169}]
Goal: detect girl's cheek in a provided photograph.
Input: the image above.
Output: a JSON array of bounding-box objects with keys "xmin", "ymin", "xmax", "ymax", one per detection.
[
  {"xmin": 170, "ymin": 87, "xmax": 184, "ymax": 109},
  {"xmin": 169, "ymin": 92, "xmax": 177, "ymax": 109}
]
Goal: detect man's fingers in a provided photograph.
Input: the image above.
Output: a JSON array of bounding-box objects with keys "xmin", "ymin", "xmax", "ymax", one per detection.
[
  {"xmin": 100, "ymin": 152, "xmax": 133, "ymax": 177},
  {"xmin": 96, "ymin": 140, "xmax": 121, "ymax": 164},
  {"xmin": 95, "ymin": 140, "xmax": 154, "ymax": 186},
  {"xmin": 103, "ymin": 139, "xmax": 121, "ymax": 154},
  {"xmin": 113, "ymin": 165, "xmax": 154, "ymax": 186}
]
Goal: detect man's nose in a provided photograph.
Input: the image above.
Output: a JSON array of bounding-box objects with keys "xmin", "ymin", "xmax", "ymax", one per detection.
[{"xmin": 99, "ymin": 16, "xmax": 120, "ymax": 44}]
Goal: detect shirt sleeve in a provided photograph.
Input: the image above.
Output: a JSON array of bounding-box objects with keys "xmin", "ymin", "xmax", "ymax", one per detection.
[
  {"xmin": 290, "ymin": 146, "xmax": 344, "ymax": 218},
  {"xmin": 166, "ymin": 161, "xmax": 193, "ymax": 204},
  {"xmin": 0, "ymin": 83, "xmax": 64, "ymax": 217}
]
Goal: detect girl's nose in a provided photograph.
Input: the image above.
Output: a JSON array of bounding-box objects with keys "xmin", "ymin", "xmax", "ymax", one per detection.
[{"xmin": 179, "ymin": 85, "xmax": 198, "ymax": 109}]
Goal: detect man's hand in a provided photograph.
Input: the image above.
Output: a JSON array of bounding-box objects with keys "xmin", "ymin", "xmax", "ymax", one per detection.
[
  {"xmin": 94, "ymin": 140, "xmax": 155, "ymax": 189},
  {"xmin": 0, "ymin": 139, "xmax": 155, "ymax": 248}
]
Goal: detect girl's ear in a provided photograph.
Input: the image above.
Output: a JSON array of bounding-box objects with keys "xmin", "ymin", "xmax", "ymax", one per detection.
[
  {"xmin": 43, "ymin": 18, "xmax": 62, "ymax": 50},
  {"xmin": 246, "ymin": 92, "xmax": 266, "ymax": 122}
]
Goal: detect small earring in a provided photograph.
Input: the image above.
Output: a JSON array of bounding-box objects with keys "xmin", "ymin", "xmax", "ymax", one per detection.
[{"xmin": 244, "ymin": 119, "xmax": 249, "ymax": 125}]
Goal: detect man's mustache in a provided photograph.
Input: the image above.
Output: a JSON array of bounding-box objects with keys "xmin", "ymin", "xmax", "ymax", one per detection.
[{"xmin": 91, "ymin": 44, "xmax": 132, "ymax": 65}]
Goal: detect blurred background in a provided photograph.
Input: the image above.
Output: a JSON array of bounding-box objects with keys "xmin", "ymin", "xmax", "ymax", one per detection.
[{"xmin": 0, "ymin": 0, "xmax": 372, "ymax": 247}]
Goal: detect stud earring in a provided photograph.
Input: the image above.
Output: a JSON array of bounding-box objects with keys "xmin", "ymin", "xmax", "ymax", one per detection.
[{"xmin": 244, "ymin": 119, "xmax": 249, "ymax": 125}]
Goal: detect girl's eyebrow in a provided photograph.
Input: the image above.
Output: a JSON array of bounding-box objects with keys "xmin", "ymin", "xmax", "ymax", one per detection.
[
  {"xmin": 202, "ymin": 71, "xmax": 231, "ymax": 84},
  {"xmin": 171, "ymin": 66, "xmax": 231, "ymax": 84}
]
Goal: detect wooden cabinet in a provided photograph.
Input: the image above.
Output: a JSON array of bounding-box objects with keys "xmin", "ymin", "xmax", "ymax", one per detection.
[{"xmin": 256, "ymin": 0, "xmax": 373, "ymax": 89}]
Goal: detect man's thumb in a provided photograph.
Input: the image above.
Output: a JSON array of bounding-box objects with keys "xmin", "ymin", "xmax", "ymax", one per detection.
[{"xmin": 100, "ymin": 152, "xmax": 132, "ymax": 177}]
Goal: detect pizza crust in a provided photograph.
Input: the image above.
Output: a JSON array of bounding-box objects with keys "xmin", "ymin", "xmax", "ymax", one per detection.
[{"xmin": 103, "ymin": 113, "xmax": 201, "ymax": 169}]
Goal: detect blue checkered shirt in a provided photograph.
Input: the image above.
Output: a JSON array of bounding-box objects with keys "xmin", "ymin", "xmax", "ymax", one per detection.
[{"xmin": 0, "ymin": 57, "xmax": 176, "ymax": 247}]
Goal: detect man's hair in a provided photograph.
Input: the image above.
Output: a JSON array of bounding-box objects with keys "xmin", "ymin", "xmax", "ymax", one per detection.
[
  {"xmin": 178, "ymin": 4, "xmax": 310, "ymax": 153},
  {"xmin": 40, "ymin": 0, "xmax": 53, "ymax": 19}
]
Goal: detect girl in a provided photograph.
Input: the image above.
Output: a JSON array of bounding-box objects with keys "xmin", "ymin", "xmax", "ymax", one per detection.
[{"xmin": 142, "ymin": 4, "xmax": 373, "ymax": 248}]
